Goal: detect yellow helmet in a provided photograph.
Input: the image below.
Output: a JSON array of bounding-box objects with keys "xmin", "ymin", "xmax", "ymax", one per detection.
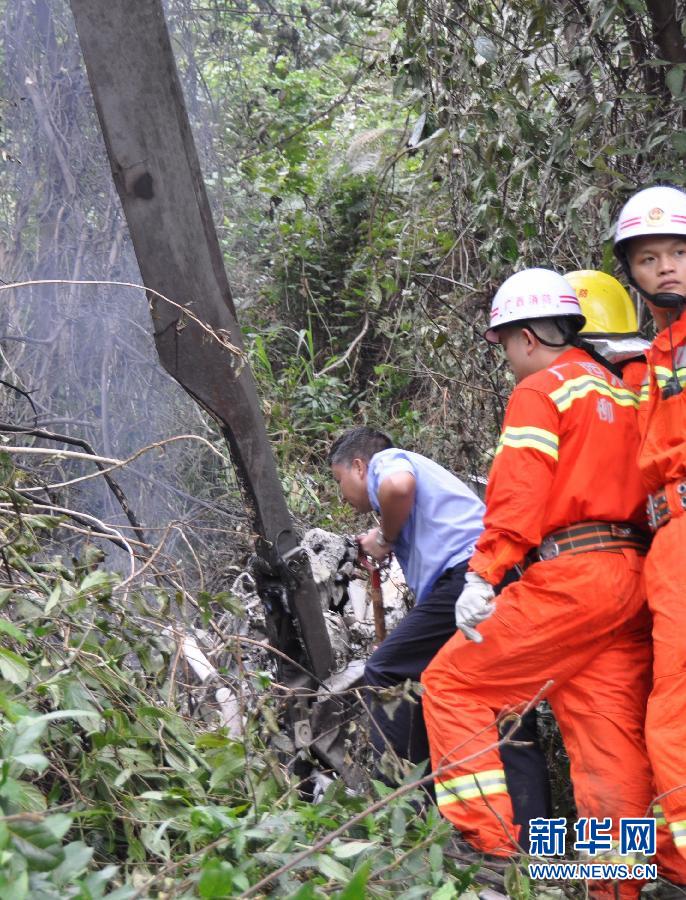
[{"xmin": 564, "ymin": 270, "xmax": 638, "ymax": 336}]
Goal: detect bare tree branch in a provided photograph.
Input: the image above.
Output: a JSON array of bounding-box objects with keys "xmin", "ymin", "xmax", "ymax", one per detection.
[{"xmin": 0, "ymin": 422, "xmax": 147, "ymax": 545}]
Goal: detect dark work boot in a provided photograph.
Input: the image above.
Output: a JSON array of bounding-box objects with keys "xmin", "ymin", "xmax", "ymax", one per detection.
[{"xmin": 649, "ymin": 882, "xmax": 686, "ymax": 900}]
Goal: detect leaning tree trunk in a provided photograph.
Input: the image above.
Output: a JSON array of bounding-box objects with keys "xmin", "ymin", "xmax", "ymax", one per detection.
[{"xmin": 68, "ymin": 0, "xmax": 333, "ymax": 681}]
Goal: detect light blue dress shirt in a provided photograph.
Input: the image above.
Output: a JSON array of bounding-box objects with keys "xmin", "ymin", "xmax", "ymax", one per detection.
[{"xmin": 367, "ymin": 448, "xmax": 485, "ymax": 604}]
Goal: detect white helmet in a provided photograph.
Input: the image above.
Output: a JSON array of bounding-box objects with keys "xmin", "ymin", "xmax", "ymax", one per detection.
[
  {"xmin": 485, "ymin": 268, "xmax": 585, "ymax": 343},
  {"xmin": 614, "ymin": 185, "xmax": 686, "ymax": 255}
]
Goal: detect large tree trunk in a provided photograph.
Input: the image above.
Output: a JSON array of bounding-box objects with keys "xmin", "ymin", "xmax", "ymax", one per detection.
[
  {"xmin": 645, "ymin": 0, "xmax": 686, "ymax": 63},
  {"xmin": 69, "ymin": 0, "xmax": 333, "ymax": 680}
]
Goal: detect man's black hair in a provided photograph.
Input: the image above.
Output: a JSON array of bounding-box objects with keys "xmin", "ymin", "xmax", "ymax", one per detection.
[
  {"xmin": 521, "ymin": 316, "xmax": 582, "ymax": 347},
  {"xmin": 328, "ymin": 426, "xmax": 393, "ymax": 466},
  {"xmin": 516, "ymin": 316, "xmax": 622, "ymax": 377}
]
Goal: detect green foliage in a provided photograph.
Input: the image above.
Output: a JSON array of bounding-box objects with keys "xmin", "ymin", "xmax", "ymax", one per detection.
[
  {"xmin": 0, "ymin": 472, "xmax": 481, "ymax": 896},
  {"xmin": 236, "ymin": 0, "xmax": 686, "ymax": 481},
  {"xmin": 3, "ymin": 1, "xmax": 683, "ymax": 891}
]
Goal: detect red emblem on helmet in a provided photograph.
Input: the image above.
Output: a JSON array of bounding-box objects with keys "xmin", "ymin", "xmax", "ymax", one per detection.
[{"xmin": 646, "ymin": 206, "xmax": 665, "ymax": 224}]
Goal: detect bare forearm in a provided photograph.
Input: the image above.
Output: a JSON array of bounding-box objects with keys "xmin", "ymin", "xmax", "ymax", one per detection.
[
  {"xmin": 377, "ymin": 472, "xmax": 416, "ymax": 541},
  {"xmin": 357, "ymin": 471, "xmax": 416, "ymax": 561}
]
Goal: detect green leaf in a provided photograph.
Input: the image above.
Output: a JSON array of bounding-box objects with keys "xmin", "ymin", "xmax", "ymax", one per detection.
[
  {"xmin": 288, "ymin": 885, "xmax": 322, "ymax": 900},
  {"xmin": 667, "ymin": 66, "xmax": 685, "ymax": 98},
  {"xmin": 12, "ymin": 753, "xmax": 49, "ymax": 774},
  {"xmin": 76, "ymin": 570, "xmax": 118, "ymax": 596},
  {"xmin": 24, "ymin": 514, "xmax": 62, "ymax": 530},
  {"xmin": 0, "ymin": 619, "xmax": 26, "ymax": 645},
  {"xmin": 315, "ymin": 853, "xmax": 353, "ymax": 882},
  {"xmin": 43, "ymin": 814, "xmax": 72, "ymax": 841},
  {"xmin": 44, "ymin": 583, "xmax": 63, "ymax": 614},
  {"xmin": 0, "ymin": 777, "xmax": 47, "ymax": 812},
  {"xmin": 8, "ymin": 818, "xmax": 64, "ymax": 872},
  {"xmin": 0, "ymin": 648, "xmax": 29, "ymax": 685},
  {"xmin": 61, "ymin": 679, "xmax": 99, "ymax": 723},
  {"xmin": 140, "ymin": 822, "xmax": 171, "ymax": 860},
  {"xmin": 431, "ymin": 885, "xmax": 458, "ymax": 900},
  {"xmin": 331, "ymin": 840, "xmax": 376, "ymax": 859},
  {"xmin": 569, "ymin": 185, "xmax": 599, "ymax": 211},
  {"xmin": 81, "ymin": 865, "xmax": 122, "ymax": 898},
  {"xmin": 390, "ymin": 805, "xmax": 407, "ymax": 845},
  {"xmin": 504, "ymin": 862, "xmax": 531, "ymax": 900},
  {"xmin": 198, "ymin": 858, "xmax": 236, "ymax": 898},
  {"xmin": 52, "ymin": 840, "xmax": 94, "ymax": 885},
  {"xmin": 672, "ymin": 132, "xmax": 686, "ymax": 154},
  {"xmin": 9, "ymin": 709, "xmax": 101, "ymax": 756},
  {"xmin": 0, "ymin": 869, "xmax": 29, "ymax": 900},
  {"xmin": 499, "ymin": 234, "xmax": 519, "ymax": 264},
  {"xmin": 335, "ymin": 863, "xmax": 371, "ymax": 899},
  {"xmin": 474, "ymin": 35, "xmax": 497, "ymax": 63},
  {"xmin": 429, "ymin": 841, "xmax": 443, "ymax": 872}
]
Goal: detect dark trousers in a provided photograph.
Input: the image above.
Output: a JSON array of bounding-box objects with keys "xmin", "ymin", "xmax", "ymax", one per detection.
[{"xmin": 364, "ymin": 563, "xmax": 552, "ymax": 851}]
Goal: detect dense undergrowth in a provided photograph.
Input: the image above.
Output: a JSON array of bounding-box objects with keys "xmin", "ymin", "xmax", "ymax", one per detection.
[
  {"xmin": 1, "ymin": 0, "xmax": 685, "ymax": 895},
  {"xmin": 0, "ymin": 455, "xmax": 494, "ymax": 898}
]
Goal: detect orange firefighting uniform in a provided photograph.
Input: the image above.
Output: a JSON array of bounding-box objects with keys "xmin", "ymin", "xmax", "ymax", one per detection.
[
  {"xmin": 621, "ymin": 358, "xmax": 648, "ymax": 395},
  {"xmin": 421, "ymin": 347, "xmax": 686, "ymax": 892},
  {"xmin": 619, "ymin": 354, "xmax": 686, "ymax": 873},
  {"xmin": 636, "ymin": 311, "xmax": 686, "ymax": 863}
]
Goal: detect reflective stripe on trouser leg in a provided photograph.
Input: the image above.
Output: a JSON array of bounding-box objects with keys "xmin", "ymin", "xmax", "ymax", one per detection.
[
  {"xmin": 421, "ymin": 638, "xmax": 517, "ymax": 855},
  {"xmin": 548, "ymin": 604, "xmax": 653, "ymax": 900},
  {"xmin": 435, "ymin": 768, "xmax": 508, "ymax": 808},
  {"xmin": 422, "ymin": 551, "xmax": 648, "ymax": 862},
  {"xmin": 652, "ymin": 804, "xmax": 686, "ymax": 884},
  {"xmin": 671, "ymin": 821, "xmax": 686, "ymax": 849},
  {"xmin": 644, "ymin": 516, "xmax": 686, "ymax": 863}
]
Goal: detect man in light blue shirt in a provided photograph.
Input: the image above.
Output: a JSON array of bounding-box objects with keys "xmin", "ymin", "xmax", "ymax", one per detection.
[
  {"xmin": 329, "ymin": 426, "xmax": 550, "ymax": 847},
  {"xmin": 365, "ymin": 446, "xmax": 484, "ymax": 603}
]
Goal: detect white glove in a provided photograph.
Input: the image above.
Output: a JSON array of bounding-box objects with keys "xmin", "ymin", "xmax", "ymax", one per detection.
[{"xmin": 455, "ymin": 572, "xmax": 496, "ymax": 643}]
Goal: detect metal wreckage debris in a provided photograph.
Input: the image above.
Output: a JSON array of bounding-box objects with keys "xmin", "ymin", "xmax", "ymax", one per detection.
[{"xmin": 179, "ymin": 527, "xmax": 410, "ymax": 790}]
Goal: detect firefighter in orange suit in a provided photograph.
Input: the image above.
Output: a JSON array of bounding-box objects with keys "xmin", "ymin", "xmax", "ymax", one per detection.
[
  {"xmin": 565, "ymin": 265, "xmax": 686, "ymax": 893},
  {"xmin": 614, "ymin": 185, "xmax": 686, "ymax": 871},
  {"xmin": 421, "ymin": 268, "xmax": 686, "ymax": 896}
]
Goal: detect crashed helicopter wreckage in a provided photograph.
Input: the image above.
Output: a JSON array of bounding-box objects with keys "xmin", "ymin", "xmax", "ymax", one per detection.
[
  {"xmin": 70, "ymin": 0, "xmax": 410, "ymax": 788},
  {"xmin": 177, "ymin": 527, "xmax": 410, "ymax": 787}
]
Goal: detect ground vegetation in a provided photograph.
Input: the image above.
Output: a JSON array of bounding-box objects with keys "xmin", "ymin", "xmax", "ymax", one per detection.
[{"xmin": 0, "ymin": 0, "xmax": 684, "ymax": 894}]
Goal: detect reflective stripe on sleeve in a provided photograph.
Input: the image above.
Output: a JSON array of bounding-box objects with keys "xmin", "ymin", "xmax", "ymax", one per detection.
[
  {"xmin": 494, "ymin": 426, "xmax": 559, "ymax": 461},
  {"xmin": 435, "ymin": 768, "xmax": 508, "ymax": 807},
  {"xmin": 653, "ymin": 803, "xmax": 667, "ymax": 827},
  {"xmin": 549, "ymin": 375, "xmax": 639, "ymax": 412},
  {"xmin": 652, "ymin": 365, "xmax": 686, "ymax": 390},
  {"xmin": 669, "ymin": 820, "xmax": 686, "ymax": 847}
]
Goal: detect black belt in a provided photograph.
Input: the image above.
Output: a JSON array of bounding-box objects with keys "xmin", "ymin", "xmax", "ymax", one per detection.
[
  {"xmin": 647, "ymin": 480, "xmax": 686, "ymax": 531},
  {"xmin": 526, "ymin": 521, "xmax": 651, "ymax": 566}
]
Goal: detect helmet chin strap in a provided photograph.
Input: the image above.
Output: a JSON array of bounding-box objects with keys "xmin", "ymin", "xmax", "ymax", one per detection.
[
  {"xmin": 525, "ymin": 321, "xmax": 624, "ymax": 375},
  {"xmin": 525, "ymin": 323, "xmax": 567, "ymax": 348},
  {"xmin": 625, "ymin": 274, "xmax": 685, "ymax": 398},
  {"xmin": 636, "ymin": 286, "xmax": 686, "ymax": 310}
]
